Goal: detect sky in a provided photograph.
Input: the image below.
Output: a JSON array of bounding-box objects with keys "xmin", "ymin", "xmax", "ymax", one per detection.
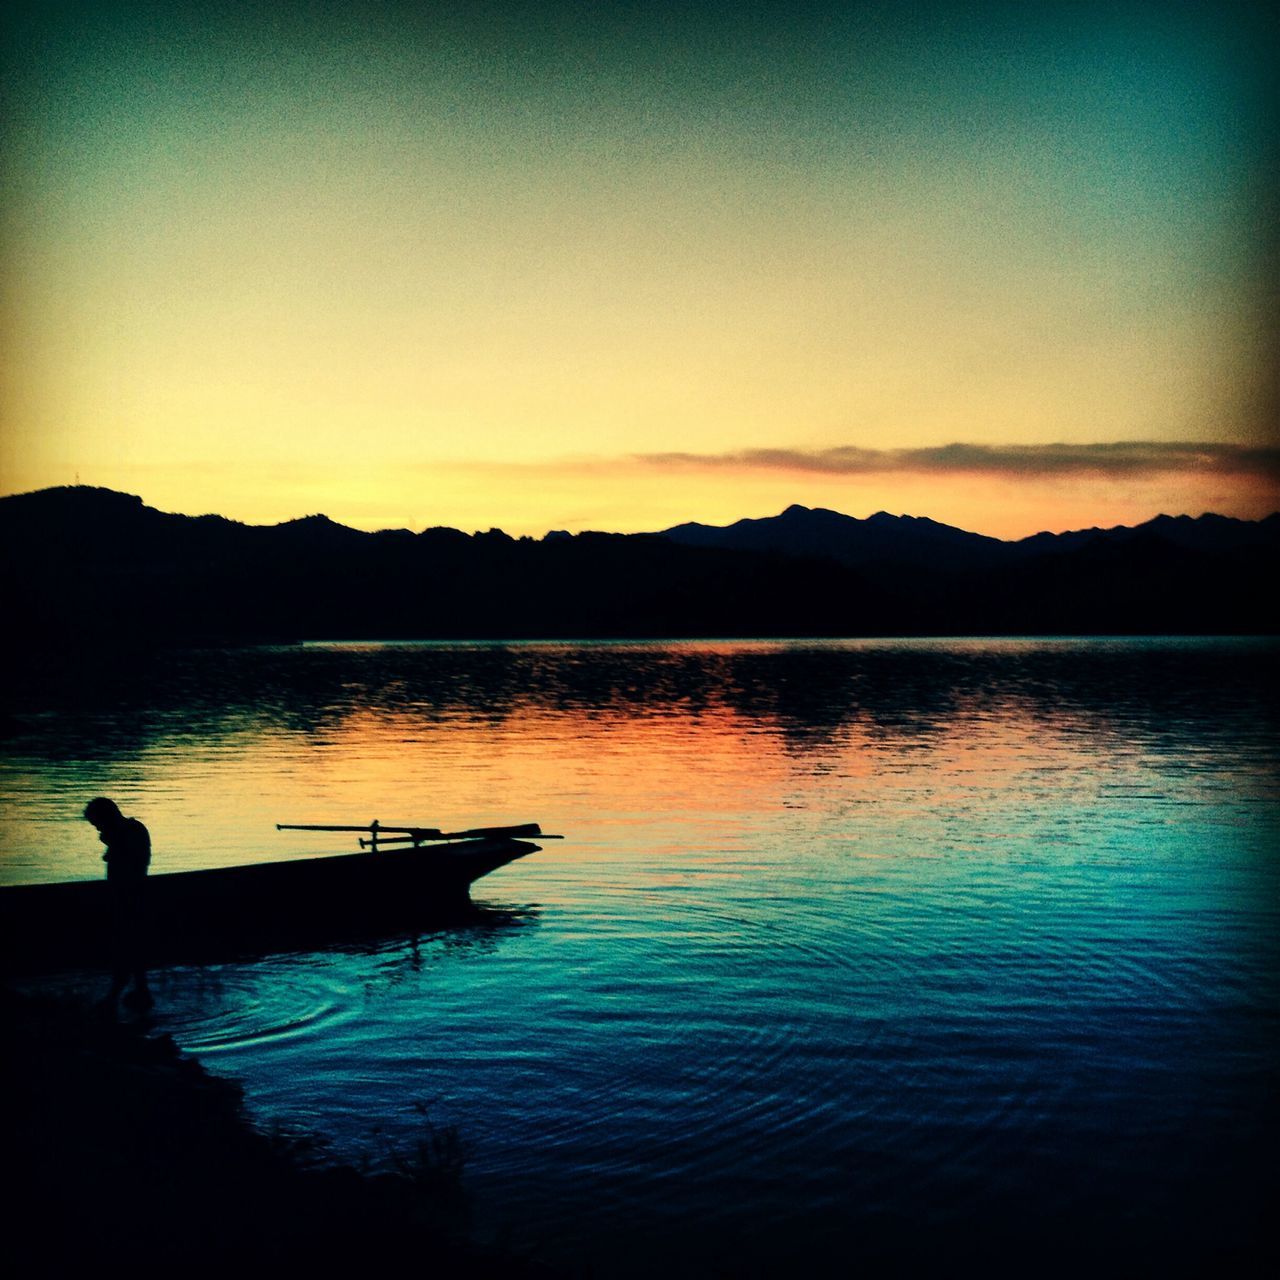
[{"xmin": 1, "ymin": 0, "xmax": 1276, "ymax": 537}]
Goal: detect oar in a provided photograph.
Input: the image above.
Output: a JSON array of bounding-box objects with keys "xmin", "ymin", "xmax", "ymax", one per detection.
[
  {"xmin": 278, "ymin": 821, "xmax": 560, "ymax": 849},
  {"xmin": 359, "ymin": 823, "xmax": 559, "ymax": 848},
  {"xmin": 277, "ymin": 823, "xmax": 442, "ymax": 836}
]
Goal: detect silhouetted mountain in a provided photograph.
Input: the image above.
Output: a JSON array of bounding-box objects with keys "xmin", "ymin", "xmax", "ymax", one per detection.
[
  {"xmin": 662, "ymin": 504, "xmax": 1008, "ymax": 571},
  {"xmin": 0, "ymin": 487, "xmax": 892, "ymax": 648},
  {"xmin": 1009, "ymin": 511, "xmax": 1280, "ymax": 558},
  {"xmin": 659, "ymin": 504, "xmax": 1280, "ymax": 570},
  {"xmin": 1, "ymin": 487, "xmax": 1275, "ymax": 649}
]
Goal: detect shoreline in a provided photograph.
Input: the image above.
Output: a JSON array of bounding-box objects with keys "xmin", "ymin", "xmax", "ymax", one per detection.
[{"xmin": 3, "ymin": 987, "xmax": 556, "ymax": 1275}]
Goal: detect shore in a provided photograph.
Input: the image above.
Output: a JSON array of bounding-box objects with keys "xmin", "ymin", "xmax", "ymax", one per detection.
[{"xmin": 3, "ymin": 987, "xmax": 556, "ymax": 1276}]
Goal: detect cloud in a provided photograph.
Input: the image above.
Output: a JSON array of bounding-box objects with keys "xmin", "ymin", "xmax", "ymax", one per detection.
[{"xmin": 638, "ymin": 442, "xmax": 1280, "ymax": 479}]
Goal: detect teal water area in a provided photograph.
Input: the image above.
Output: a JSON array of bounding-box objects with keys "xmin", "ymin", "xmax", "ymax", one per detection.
[{"xmin": 3, "ymin": 639, "xmax": 1276, "ymax": 1271}]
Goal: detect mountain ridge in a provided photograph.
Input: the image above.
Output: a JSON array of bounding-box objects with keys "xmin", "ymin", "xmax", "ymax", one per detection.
[
  {"xmin": 5, "ymin": 485, "xmax": 1275, "ymax": 551},
  {"xmin": 656, "ymin": 502, "xmax": 1279, "ymax": 570},
  {"xmin": 2, "ymin": 486, "xmax": 1275, "ymax": 646}
]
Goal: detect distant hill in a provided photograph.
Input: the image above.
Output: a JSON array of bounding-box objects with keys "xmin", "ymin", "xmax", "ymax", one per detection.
[
  {"xmin": 1008, "ymin": 511, "xmax": 1280, "ymax": 558},
  {"xmin": 658, "ymin": 504, "xmax": 1280, "ymax": 569},
  {"xmin": 1, "ymin": 487, "xmax": 1276, "ymax": 648},
  {"xmin": 661, "ymin": 504, "xmax": 1007, "ymax": 571}
]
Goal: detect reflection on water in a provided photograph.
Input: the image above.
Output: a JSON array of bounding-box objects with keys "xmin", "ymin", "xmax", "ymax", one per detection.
[
  {"xmin": 2, "ymin": 639, "xmax": 1277, "ymax": 1270},
  {"xmin": 152, "ymin": 904, "xmax": 538, "ymax": 1055}
]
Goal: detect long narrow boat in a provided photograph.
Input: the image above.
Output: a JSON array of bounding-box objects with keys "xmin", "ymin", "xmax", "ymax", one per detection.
[{"xmin": 0, "ymin": 822, "xmax": 550, "ymax": 974}]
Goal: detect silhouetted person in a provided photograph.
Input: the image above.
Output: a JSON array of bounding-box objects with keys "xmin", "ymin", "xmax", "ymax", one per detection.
[{"xmin": 84, "ymin": 797, "xmax": 153, "ymax": 1010}]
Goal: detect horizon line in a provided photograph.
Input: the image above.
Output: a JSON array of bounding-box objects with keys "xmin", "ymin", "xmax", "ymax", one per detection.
[{"xmin": 4, "ymin": 482, "xmax": 1277, "ymax": 545}]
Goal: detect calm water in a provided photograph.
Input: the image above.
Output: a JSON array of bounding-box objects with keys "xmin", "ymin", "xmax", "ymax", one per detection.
[{"xmin": 4, "ymin": 639, "xmax": 1277, "ymax": 1271}]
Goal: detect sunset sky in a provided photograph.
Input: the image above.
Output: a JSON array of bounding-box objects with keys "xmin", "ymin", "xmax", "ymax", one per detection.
[{"xmin": 2, "ymin": 0, "xmax": 1276, "ymax": 537}]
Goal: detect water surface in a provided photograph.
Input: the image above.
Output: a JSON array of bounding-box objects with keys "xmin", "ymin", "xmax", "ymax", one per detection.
[{"xmin": 4, "ymin": 639, "xmax": 1276, "ymax": 1270}]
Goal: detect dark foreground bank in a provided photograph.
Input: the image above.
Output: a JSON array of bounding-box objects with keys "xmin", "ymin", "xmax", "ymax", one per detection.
[{"xmin": 3, "ymin": 989, "xmax": 556, "ymax": 1276}]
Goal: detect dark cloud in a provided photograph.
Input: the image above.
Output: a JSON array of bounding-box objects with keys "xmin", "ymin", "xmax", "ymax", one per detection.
[{"xmin": 639, "ymin": 442, "xmax": 1280, "ymax": 478}]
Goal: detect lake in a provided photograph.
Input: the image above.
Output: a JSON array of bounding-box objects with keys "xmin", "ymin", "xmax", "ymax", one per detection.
[{"xmin": 3, "ymin": 638, "xmax": 1276, "ymax": 1272}]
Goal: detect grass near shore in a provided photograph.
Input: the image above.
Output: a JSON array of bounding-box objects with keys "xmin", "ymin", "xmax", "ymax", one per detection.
[{"xmin": 3, "ymin": 987, "xmax": 557, "ymax": 1275}]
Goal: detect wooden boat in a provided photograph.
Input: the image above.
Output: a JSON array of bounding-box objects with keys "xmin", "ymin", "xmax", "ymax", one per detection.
[{"xmin": 0, "ymin": 821, "xmax": 553, "ymax": 974}]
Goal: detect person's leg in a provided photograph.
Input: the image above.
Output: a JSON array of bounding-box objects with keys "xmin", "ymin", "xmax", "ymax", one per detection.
[
  {"xmin": 103, "ymin": 956, "xmax": 128, "ymax": 1010},
  {"xmin": 124, "ymin": 960, "xmax": 153, "ymax": 1009},
  {"xmin": 109, "ymin": 885, "xmax": 151, "ymax": 1008}
]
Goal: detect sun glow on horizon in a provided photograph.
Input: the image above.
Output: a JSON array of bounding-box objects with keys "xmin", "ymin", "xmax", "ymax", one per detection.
[{"xmin": 4, "ymin": 450, "xmax": 1275, "ymax": 542}]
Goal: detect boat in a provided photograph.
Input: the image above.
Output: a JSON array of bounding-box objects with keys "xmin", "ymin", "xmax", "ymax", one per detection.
[{"xmin": 0, "ymin": 821, "xmax": 554, "ymax": 974}]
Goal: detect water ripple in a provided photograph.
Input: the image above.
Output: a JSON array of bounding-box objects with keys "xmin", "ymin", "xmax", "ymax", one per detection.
[{"xmin": 4, "ymin": 638, "xmax": 1276, "ymax": 1271}]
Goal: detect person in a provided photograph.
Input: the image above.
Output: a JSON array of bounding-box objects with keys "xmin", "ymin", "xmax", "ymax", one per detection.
[{"xmin": 84, "ymin": 797, "xmax": 153, "ymax": 1010}]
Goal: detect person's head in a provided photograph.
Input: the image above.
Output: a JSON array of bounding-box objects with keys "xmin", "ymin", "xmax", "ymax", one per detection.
[{"xmin": 83, "ymin": 797, "xmax": 123, "ymax": 830}]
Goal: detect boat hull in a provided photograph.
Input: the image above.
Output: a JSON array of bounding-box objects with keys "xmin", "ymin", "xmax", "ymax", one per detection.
[{"xmin": 0, "ymin": 836, "xmax": 538, "ymax": 973}]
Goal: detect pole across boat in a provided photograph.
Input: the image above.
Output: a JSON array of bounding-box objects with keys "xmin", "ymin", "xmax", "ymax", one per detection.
[{"xmin": 276, "ymin": 820, "xmax": 562, "ymax": 849}]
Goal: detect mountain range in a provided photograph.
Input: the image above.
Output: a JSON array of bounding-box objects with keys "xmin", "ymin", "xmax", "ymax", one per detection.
[
  {"xmin": 659, "ymin": 503, "xmax": 1280, "ymax": 569},
  {"xmin": 2, "ymin": 486, "xmax": 1276, "ymax": 648}
]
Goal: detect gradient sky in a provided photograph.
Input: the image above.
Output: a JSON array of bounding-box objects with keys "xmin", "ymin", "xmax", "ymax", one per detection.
[{"xmin": 2, "ymin": 0, "xmax": 1276, "ymax": 536}]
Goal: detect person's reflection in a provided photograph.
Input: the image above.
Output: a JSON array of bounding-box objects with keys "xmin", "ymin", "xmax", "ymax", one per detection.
[{"xmin": 83, "ymin": 797, "xmax": 153, "ymax": 1010}]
